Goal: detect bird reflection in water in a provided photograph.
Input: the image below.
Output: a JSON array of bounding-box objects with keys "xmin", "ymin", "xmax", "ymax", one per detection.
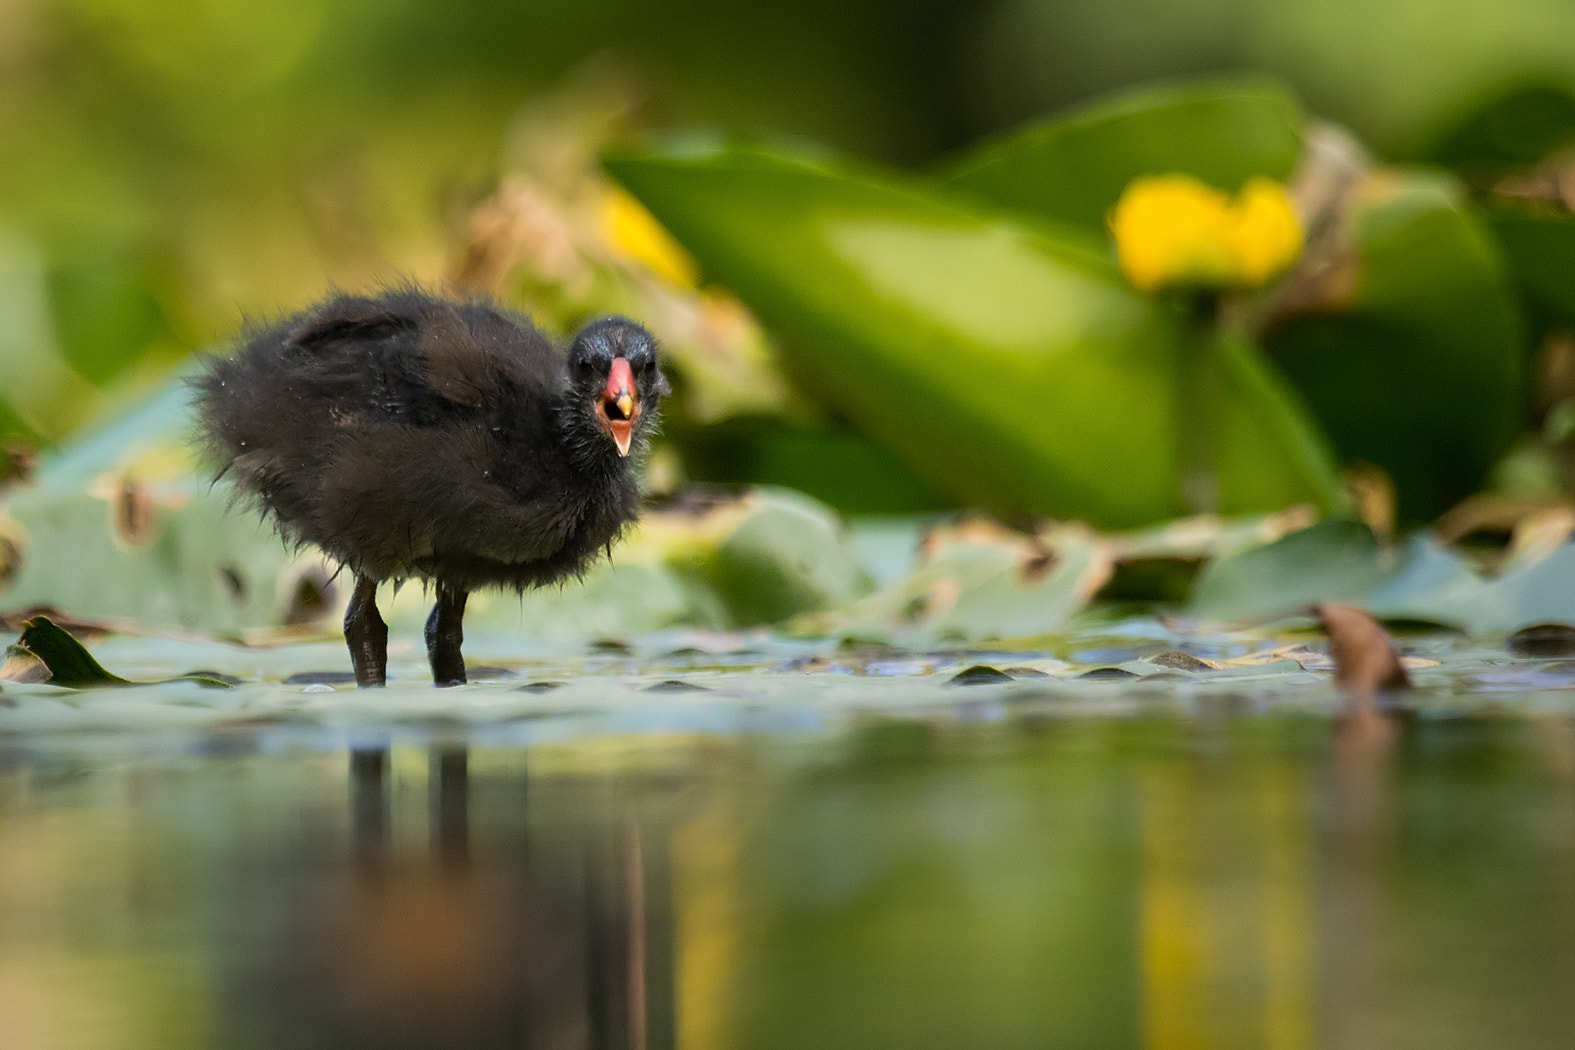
[{"xmin": 227, "ymin": 744, "xmax": 672, "ymax": 1050}]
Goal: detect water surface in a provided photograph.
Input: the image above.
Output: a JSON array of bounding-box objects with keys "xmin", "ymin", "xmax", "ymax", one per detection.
[{"xmin": 5, "ymin": 676, "xmax": 1575, "ymax": 1049}]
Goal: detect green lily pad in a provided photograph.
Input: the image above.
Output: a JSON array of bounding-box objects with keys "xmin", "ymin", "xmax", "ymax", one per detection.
[
  {"xmin": 11, "ymin": 616, "xmax": 133, "ymax": 686},
  {"xmin": 1185, "ymin": 517, "xmax": 1575, "ymax": 635},
  {"xmin": 1187, "ymin": 520, "xmax": 1386, "ymax": 623},
  {"xmin": 941, "ymin": 77, "xmax": 1303, "ymax": 235},
  {"xmin": 607, "ymin": 141, "xmax": 1340, "ymax": 528},
  {"xmin": 1185, "ymin": 519, "xmax": 1488, "ymax": 628},
  {"xmin": 797, "ymin": 521, "xmax": 1111, "ymax": 644},
  {"xmin": 0, "ymin": 481, "xmax": 322, "ymax": 636},
  {"xmin": 658, "ymin": 486, "xmax": 871, "ymax": 627}
]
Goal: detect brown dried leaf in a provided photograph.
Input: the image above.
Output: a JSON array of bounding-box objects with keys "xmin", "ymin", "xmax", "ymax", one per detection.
[
  {"xmin": 1344, "ymin": 462, "xmax": 1396, "ymax": 542},
  {"xmin": 0, "ymin": 645, "xmax": 50, "ymax": 683},
  {"xmin": 1435, "ymin": 492, "xmax": 1575, "ymax": 547},
  {"xmin": 1317, "ymin": 603, "xmax": 1410, "ymax": 694},
  {"xmin": 112, "ymin": 477, "xmax": 157, "ymax": 547}
]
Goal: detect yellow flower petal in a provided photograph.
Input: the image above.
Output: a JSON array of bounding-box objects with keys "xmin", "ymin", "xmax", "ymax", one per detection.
[
  {"xmin": 1110, "ymin": 175, "xmax": 1237, "ymax": 292},
  {"xmin": 599, "ymin": 185, "xmax": 700, "ymax": 289},
  {"xmin": 1110, "ymin": 174, "xmax": 1304, "ymax": 293},
  {"xmin": 1225, "ymin": 176, "xmax": 1304, "ymax": 287}
]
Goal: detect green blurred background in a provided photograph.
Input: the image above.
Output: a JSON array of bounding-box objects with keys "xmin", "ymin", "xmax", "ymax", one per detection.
[{"xmin": 0, "ymin": 0, "xmax": 1566, "ymax": 346}]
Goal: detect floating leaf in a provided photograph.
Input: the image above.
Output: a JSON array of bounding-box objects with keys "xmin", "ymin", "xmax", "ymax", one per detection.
[
  {"xmin": 798, "ymin": 519, "xmax": 1112, "ymax": 644},
  {"xmin": 1506, "ymin": 623, "xmax": 1575, "ymax": 657},
  {"xmin": 1186, "ymin": 517, "xmax": 1575, "ymax": 635},
  {"xmin": 1188, "ymin": 520, "xmax": 1385, "ymax": 622},
  {"xmin": 660, "ymin": 486, "xmax": 871, "ymax": 626},
  {"xmin": 12, "ymin": 616, "xmax": 132, "ymax": 686},
  {"xmin": 2, "ymin": 615, "xmax": 232, "ymax": 688},
  {"xmin": 947, "ymin": 665, "xmax": 1014, "ymax": 686}
]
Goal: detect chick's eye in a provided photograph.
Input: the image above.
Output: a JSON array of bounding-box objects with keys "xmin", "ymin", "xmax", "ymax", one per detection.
[{"xmin": 572, "ymin": 354, "xmax": 593, "ymax": 376}]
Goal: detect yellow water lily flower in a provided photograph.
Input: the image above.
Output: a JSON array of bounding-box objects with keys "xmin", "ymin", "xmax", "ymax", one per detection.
[
  {"xmin": 1110, "ymin": 174, "xmax": 1303, "ymax": 293},
  {"xmin": 599, "ymin": 184, "xmax": 700, "ymax": 289},
  {"xmin": 1225, "ymin": 177, "xmax": 1304, "ymax": 287}
]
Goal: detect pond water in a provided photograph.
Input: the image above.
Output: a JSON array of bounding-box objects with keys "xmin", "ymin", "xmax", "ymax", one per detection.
[{"xmin": 4, "ymin": 633, "xmax": 1575, "ymax": 1049}]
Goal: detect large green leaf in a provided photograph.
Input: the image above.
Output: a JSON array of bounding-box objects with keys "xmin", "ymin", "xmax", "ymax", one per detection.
[
  {"xmin": 608, "ymin": 141, "xmax": 1340, "ymax": 528},
  {"xmin": 1487, "ymin": 208, "xmax": 1575, "ymax": 326},
  {"xmin": 671, "ymin": 416, "xmax": 949, "ymax": 514},
  {"xmin": 1213, "ymin": 330, "xmax": 1346, "ymax": 515},
  {"xmin": 941, "ymin": 78, "xmax": 1303, "ymax": 235},
  {"xmin": 1425, "ymin": 83, "xmax": 1575, "ymax": 185},
  {"xmin": 1263, "ymin": 174, "xmax": 1526, "ymax": 521}
]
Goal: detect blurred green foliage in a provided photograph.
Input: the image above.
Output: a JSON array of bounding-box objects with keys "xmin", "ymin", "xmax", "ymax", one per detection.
[
  {"xmin": 6, "ymin": 0, "xmax": 1575, "ymax": 636},
  {"xmin": 607, "ymin": 139, "xmax": 1341, "ymax": 526},
  {"xmin": 942, "ymin": 78, "xmax": 1304, "ymax": 232},
  {"xmin": 1263, "ymin": 174, "xmax": 1526, "ymax": 519},
  {"xmin": 11, "ymin": 381, "xmax": 1575, "ymax": 642}
]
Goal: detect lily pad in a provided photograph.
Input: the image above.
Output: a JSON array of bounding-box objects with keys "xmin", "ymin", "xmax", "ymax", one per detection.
[
  {"xmin": 657, "ymin": 486, "xmax": 871, "ymax": 627},
  {"xmin": 1185, "ymin": 517, "xmax": 1575, "ymax": 635},
  {"xmin": 1187, "ymin": 520, "xmax": 1387, "ymax": 623},
  {"xmin": 798, "ymin": 520, "xmax": 1112, "ymax": 644},
  {"xmin": 8, "ymin": 616, "xmax": 132, "ymax": 686}
]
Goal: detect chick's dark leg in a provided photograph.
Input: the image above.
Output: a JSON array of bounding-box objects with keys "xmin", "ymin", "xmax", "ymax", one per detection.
[
  {"xmin": 344, "ymin": 574, "xmax": 388, "ymax": 688},
  {"xmin": 426, "ymin": 581, "xmax": 469, "ymax": 687}
]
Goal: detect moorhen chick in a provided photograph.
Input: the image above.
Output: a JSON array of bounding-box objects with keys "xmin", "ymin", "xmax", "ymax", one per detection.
[{"xmin": 194, "ymin": 287, "xmax": 667, "ymax": 687}]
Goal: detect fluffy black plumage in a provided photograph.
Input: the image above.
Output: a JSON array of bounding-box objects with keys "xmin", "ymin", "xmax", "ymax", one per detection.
[{"xmin": 193, "ymin": 287, "xmax": 667, "ymax": 686}]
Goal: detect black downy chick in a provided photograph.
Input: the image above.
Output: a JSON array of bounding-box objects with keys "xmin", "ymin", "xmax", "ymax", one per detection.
[{"xmin": 194, "ymin": 288, "xmax": 667, "ymax": 686}]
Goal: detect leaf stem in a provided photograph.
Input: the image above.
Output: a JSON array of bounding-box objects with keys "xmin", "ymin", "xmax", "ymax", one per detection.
[{"xmin": 1178, "ymin": 291, "xmax": 1223, "ymax": 514}]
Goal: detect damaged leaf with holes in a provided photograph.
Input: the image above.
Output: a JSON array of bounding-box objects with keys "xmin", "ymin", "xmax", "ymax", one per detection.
[
  {"xmin": 0, "ymin": 381, "xmax": 875, "ymax": 641},
  {"xmin": 0, "ymin": 380, "xmax": 341, "ymax": 636},
  {"xmin": 797, "ymin": 519, "xmax": 1112, "ymax": 645}
]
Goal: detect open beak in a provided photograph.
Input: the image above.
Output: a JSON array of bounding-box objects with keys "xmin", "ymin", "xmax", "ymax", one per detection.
[{"xmin": 598, "ymin": 357, "xmax": 640, "ymax": 457}]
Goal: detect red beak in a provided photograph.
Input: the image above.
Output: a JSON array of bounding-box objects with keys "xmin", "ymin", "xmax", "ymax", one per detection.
[{"xmin": 600, "ymin": 358, "xmax": 638, "ymax": 457}]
